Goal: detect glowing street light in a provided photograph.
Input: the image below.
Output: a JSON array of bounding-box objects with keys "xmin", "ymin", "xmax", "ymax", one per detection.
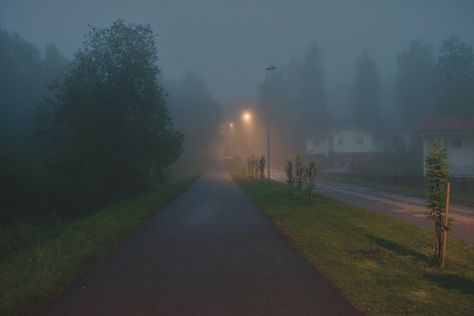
[{"xmin": 242, "ymin": 111, "xmax": 252, "ymax": 123}]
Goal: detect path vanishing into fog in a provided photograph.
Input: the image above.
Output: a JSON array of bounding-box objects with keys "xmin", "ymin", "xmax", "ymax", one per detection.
[
  {"xmin": 272, "ymin": 169, "xmax": 474, "ymax": 244},
  {"xmin": 40, "ymin": 160, "xmax": 358, "ymax": 316}
]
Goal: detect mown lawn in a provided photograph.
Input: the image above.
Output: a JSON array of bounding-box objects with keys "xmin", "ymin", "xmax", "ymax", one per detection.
[
  {"xmin": 0, "ymin": 177, "xmax": 195, "ymax": 315},
  {"xmin": 235, "ymin": 177, "xmax": 474, "ymax": 316},
  {"xmin": 320, "ymin": 173, "xmax": 474, "ymax": 206}
]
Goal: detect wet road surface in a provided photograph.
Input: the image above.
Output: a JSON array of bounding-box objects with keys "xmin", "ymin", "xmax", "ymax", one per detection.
[
  {"xmin": 40, "ymin": 163, "xmax": 359, "ymax": 316},
  {"xmin": 272, "ymin": 169, "xmax": 474, "ymax": 244}
]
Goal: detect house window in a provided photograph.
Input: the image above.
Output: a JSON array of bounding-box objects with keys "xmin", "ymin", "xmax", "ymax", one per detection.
[
  {"xmin": 338, "ymin": 138, "xmax": 343, "ymax": 145},
  {"xmin": 453, "ymin": 140, "xmax": 463, "ymax": 148},
  {"xmin": 355, "ymin": 137, "xmax": 364, "ymax": 144}
]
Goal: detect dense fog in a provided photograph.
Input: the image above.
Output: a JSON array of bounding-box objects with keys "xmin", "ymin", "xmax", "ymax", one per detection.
[
  {"xmin": 1, "ymin": 0, "xmax": 474, "ymax": 218},
  {"xmin": 2, "ymin": 0, "xmax": 473, "ymax": 105}
]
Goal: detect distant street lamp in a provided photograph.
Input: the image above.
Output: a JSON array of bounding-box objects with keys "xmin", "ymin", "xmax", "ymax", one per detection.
[{"xmin": 266, "ymin": 65, "xmax": 276, "ymax": 185}]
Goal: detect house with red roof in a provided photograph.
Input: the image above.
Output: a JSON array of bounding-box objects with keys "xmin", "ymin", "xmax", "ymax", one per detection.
[{"xmin": 418, "ymin": 116, "xmax": 474, "ymax": 175}]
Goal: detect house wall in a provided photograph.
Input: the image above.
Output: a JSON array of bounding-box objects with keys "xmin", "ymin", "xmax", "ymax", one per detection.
[
  {"xmin": 331, "ymin": 129, "xmax": 373, "ymax": 153},
  {"xmin": 422, "ymin": 135, "xmax": 474, "ymax": 175},
  {"xmin": 306, "ymin": 128, "xmax": 374, "ymax": 155},
  {"xmin": 306, "ymin": 138, "xmax": 328, "ymax": 155}
]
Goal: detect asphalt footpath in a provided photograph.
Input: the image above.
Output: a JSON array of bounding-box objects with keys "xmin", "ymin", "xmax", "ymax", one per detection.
[{"xmin": 40, "ymin": 161, "xmax": 359, "ymax": 316}]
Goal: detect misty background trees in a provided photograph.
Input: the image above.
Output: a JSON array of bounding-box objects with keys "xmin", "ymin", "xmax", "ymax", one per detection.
[
  {"xmin": 396, "ymin": 40, "xmax": 435, "ymax": 132},
  {"xmin": 254, "ymin": 36, "xmax": 474, "ymax": 171},
  {"xmin": 166, "ymin": 71, "xmax": 221, "ymax": 173},
  {"xmin": 396, "ymin": 37, "xmax": 474, "ymax": 131},
  {"xmin": 256, "ymin": 42, "xmax": 329, "ymax": 158},
  {"xmin": 0, "ymin": 30, "xmax": 66, "ymax": 149},
  {"xmin": 353, "ymin": 50, "xmax": 381, "ymax": 129},
  {"xmin": 299, "ymin": 43, "xmax": 328, "ymax": 135},
  {"xmin": 434, "ymin": 37, "xmax": 474, "ymax": 116}
]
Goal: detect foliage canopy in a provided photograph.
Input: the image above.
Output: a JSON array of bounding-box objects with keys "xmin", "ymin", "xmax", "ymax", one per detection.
[{"xmin": 36, "ymin": 20, "xmax": 182, "ymax": 210}]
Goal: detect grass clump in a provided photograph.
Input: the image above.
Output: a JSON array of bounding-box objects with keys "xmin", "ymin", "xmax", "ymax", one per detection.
[
  {"xmin": 235, "ymin": 177, "xmax": 474, "ymax": 316},
  {"xmin": 0, "ymin": 177, "xmax": 195, "ymax": 315}
]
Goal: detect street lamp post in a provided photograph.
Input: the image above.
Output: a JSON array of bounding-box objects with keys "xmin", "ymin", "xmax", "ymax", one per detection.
[
  {"xmin": 266, "ymin": 66, "xmax": 276, "ymax": 185},
  {"xmin": 229, "ymin": 122, "xmax": 234, "ymax": 157}
]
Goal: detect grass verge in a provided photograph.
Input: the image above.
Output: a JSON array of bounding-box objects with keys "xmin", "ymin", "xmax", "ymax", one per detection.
[
  {"xmin": 320, "ymin": 173, "xmax": 474, "ymax": 207},
  {"xmin": 0, "ymin": 177, "xmax": 196, "ymax": 315},
  {"xmin": 234, "ymin": 176, "xmax": 474, "ymax": 315}
]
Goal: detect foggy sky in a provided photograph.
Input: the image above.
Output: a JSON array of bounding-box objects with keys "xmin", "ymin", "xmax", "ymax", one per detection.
[{"xmin": 1, "ymin": 0, "xmax": 473, "ymax": 108}]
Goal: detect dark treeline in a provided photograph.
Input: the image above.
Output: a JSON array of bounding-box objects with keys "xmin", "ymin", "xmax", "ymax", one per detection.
[
  {"xmin": 258, "ymin": 37, "xmax": 474, "ymax": 160},
  {"xmin": 1, "ymin": 29, "xmax": 68, "ymax": 221},
  {"xmin": 0, "ymin": 30, "xmax": 66, "ymax": 148},
  {"xmin": 397, "ymin": 38, "xmax": 474, "ymax": 131},
  {"xmin": 0, "ymin": 20, "xmax": 220, "ymax": 225}
]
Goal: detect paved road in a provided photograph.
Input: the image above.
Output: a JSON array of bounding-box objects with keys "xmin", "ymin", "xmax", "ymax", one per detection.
[
  {"xmin": 272, "ymin": 169, "xmax": 474, "ymax": 244},
  {"xmin": 40, "ymin": 162, "xmax": 358, "ymax": 316}
]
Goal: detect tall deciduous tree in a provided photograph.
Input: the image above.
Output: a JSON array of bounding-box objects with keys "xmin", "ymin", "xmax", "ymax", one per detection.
[
  {"xmin": 353, "ymin": 50, "xmax": 381, "ymax": 128},
  {"xmin": 434, "ymin": 37, "xmax": 474, "ymax": 115},
  {"xmin": 396, "ymin": 40, "xmax": 435, "ymax": 129},
  {"xmin": 36, "ymin": 20, "xmax": 182, "ymax": 211}
]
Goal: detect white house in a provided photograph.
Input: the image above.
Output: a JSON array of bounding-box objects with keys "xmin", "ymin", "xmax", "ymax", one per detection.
[
  {"xmin": 418, "ymin": 116, "xmax": 474, "ymax": 175},
  {"xmin": 306, "ymin": 126, "xmax": 376, "ymax": 156}
]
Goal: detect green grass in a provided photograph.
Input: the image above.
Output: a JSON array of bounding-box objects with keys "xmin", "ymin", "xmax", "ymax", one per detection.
[
  {"xmin": 234, "ymin": 177, "xmax": 474, "ymax": 316},
  {"xmin": 0, "ymin": 177, "xmax": 195, "ymax": 316},
  {"xmin": 320, "ymin": 173, "xmax": 474, "ymax": 206}
]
